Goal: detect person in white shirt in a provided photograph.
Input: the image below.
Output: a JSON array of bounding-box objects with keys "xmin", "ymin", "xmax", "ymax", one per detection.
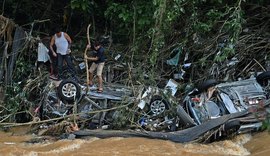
[
  {"xmin": 37, "ymin": 37, "xmax": 50, "ymax": 72},
  {"xmin": 50, "ymin": 27, "xmax": 77, "ymax": 80}
]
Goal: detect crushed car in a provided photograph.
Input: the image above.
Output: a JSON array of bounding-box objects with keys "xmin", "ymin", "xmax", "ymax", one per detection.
[
  {"xmin": 181, "ymin": 71, "xmax": 270, "ymax": 133},
  {"xmin": 39, "ymin": 79, "xmax": 134, "ymax": 128}
]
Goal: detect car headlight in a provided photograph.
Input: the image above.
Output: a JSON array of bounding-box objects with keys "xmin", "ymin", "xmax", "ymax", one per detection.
[{"xmin": 248, "ymin": 99, "xmax": 259, "ymax": 105}]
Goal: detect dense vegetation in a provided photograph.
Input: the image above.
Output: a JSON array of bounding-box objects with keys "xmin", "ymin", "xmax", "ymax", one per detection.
[{"xmin": 1, "ymin": 0, "xmax": 270, "ymax": 126}]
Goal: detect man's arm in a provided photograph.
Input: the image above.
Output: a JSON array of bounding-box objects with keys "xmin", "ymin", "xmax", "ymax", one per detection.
[
  {"xmin": 50, "ymin": 36, "xmax": 57, "ymax": 57},
  {"xmin": 86, "ymin": 56, "xmax": 98, "ymax": 61},
  {"xmin": 64, "ymin": 33, "xmax": 72, "ymax": 48},
  {"xmin": 85, "ymin": 44, "xmax": 98, "ymax": 61}
]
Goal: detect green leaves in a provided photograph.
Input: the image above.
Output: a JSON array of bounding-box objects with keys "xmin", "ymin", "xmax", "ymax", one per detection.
[
  {"xmin": 222, "ymin": 8, "xmax": 244, "ymax": 43},
  {"xmin": 206, "ymin": 9, "xmax": 223, "ymax": 20},
  {"xmin": 193, "ymin": 22, "xmax": 212, "ymax": 33},
  {"xmin": 118, "ymin": 12, "xmax": 131, "ymax": 22},
  {"xmin": 214, "ymin": 48, "xmax": 235, "ymax": 62},
  {"xmin": 71, "ymin": 0, "xmax": 91, "ymax": 12}
]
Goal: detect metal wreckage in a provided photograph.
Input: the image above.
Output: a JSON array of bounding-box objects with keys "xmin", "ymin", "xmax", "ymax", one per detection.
[{"xmin": 32, "ymin": 49, "xmax": 270, "ymax": 144}]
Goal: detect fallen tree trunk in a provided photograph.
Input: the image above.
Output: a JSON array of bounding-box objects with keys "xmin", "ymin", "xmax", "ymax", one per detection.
[{"xmin": 74, "ymin": 111, "xmax": 248, "ymax": 143}]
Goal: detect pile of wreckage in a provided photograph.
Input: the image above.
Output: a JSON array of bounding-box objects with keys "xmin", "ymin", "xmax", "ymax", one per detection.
[
  {"xmin": 29, "ymin": 39, "xmax": 270, "ymax": 143},
  {"xmin": 31, "ymin": 68, "xmax": 270, "ymax": 143}
]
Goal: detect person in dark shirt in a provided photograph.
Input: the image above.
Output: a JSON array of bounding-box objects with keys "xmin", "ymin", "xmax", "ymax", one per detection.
[{"xmin": 85, "ymin": 41, "xmax": 105, "ymax": 92}]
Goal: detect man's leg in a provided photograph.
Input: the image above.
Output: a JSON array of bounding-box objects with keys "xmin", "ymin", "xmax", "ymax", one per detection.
[
  {"xmin": 89, "ymin": 63, "xmax": 97, "ymax": 86},
  {"xmin": 44, "ymin": 61, "xmax": 51, "ymax": 72},
  {"xmin": 97, "ymin": 75, "xmax": 103, "ymax": 91},
  {"xmin": 96, "ymin": 62, "xmax": 105, "ymax": 91},
  {"xmin": 65, "ymin": 54, "xmax": 77, "ymax": 76},
  {"xmin": 57, "ymin": 54, "xmax": 64, "ymax": 79},
  {"xmin": 49, "ymin": 58, "xmax": 58, "ymax": 80},
  {"xmin": 64, "ymin": 54, "xmax": 80, "ymax": 82},
  {"xmin": 89, "ymin": 72, "xmax": 94, "ymax": 85},
  {"xmin": 52, "ymin": 56, "xmax": 58, "ymax": 76}
]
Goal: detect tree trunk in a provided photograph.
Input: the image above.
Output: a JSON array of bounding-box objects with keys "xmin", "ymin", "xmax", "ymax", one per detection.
[
  {"xmin": 0, "ymin": 42, "xmax": 8, "ymax": 82},
  {"xmin": 6, "ymin": 26, "xmax": 26, "ymax": 85}
]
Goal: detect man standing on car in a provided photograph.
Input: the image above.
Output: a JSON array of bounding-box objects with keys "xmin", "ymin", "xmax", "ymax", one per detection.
[
  {"xmin": 86, "ymin": 40, "xmax": 105, "ymax": 93},
  {"xmin": 50, "ymin": 27, "xmax": 77, "ymax": 80}
]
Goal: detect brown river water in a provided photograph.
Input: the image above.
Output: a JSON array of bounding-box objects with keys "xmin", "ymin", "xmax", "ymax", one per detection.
[{"xmin": 0, "ymin": 127, "xmax": 269, "ymax": 156}]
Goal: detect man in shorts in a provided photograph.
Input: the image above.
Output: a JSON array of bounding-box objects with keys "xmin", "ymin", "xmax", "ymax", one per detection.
[{"xmin": 85, "ymin": 41, "xmax": 105, "ymax": 93}]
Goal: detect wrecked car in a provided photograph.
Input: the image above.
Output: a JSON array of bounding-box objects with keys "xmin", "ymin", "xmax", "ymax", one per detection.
[
  {"xmin": 135, "ymin": 79, "xmax": 181, "ymax": 131},
  {"xmin": 39, "ymin": 78, "xmax": 180, "ymax": 131},
  {"xmin": 133, "ymin": 71, "xmax": 270, "ymax": 140},
  {"xmin": 39, "ymin": 79, "xmax": 133, "ymax": 127},
  {"xmin": 181, "ymin": 71, "xmax": 270, "ymax": 134}
]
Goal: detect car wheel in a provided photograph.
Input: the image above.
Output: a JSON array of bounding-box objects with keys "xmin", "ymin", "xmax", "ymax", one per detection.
[
  {"xmin": 256, "ymin": 71, "xmax": 270, "ymax": 87},
  {"xmin": 149, "ymin": 96, "xmax": 169, "ymax": 116},
  {"xmin": 197, "ymin": 79, "xmax": 219, "ymax": 92},
  {"xmin": 224, "ymin": 119, "xmax": 240, "ymax": 134},
  {"xmin": 58, "ymin": 79, "xmax": 81, "ymax": 103}
]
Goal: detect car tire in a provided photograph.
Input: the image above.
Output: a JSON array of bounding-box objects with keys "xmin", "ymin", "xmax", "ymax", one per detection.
[
  {"xmin": 149, "ymin": 95, "xmax": 169, "ymax": 116},
  {"xmin": 224, "ymin": 119, "xmax": 240, "ymax": 133},
  {"xmin": 256, "ymin": 71, "xmax": 270, "ymax": 86},
  {"xmin": 197, "ymin": 79, "xmax": 219, "ymax": 92},
  {"xmin": 58, "ymin": 79, "xmax": 81, "ymax": 103}
]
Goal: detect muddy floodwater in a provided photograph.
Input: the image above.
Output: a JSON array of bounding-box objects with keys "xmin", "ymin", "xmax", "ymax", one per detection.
[{"xmin": 0, "ymin": 128, "xmax": 269, "ymax": 156}]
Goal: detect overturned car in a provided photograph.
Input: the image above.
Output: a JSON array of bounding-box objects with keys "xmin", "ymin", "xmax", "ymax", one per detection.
[{"xmin": 182, "ymin": 71, "xmax": 270, "ymax": 133}]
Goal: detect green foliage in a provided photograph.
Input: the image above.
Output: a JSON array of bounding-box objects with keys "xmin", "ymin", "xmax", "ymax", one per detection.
[
  {"xmin": 222, "ymin": 7, "xmax": 244, "ymax": 43},
  {"xmin": 214, "ymin": 44, "xmax": 235, "ymax": 62},
  {"xmin": 4, "ymin": 83, "xmax": 27, "ymax": 113},
  {"xmin": 198, "ymin": 57, "xmax": 207, "ymax": 67},
  {"xmin": 13, "ymin": 55, "xmax": 35, "ymax": 82},
  {"xmin": 193, "ymin": 22, "xmax": 212, "ymax": 33},
  {"xmin": 104, "ymin": 1, "xmax": 155, "ymax": 35},
  {"xmin": 148, "ymin": 0, "xmax": 166, "ymax": 68},
  {"xmin": 212, "ymin": 3, "xmax": 244, "ymax": 62},
  {"xmin": 192, "ymin": 7, "xmax": 224, "ymax": 33},
  {"xmin": 188, "ymin": 1, "xmax": 245, "ymax": 64},
  {"xmin": 71, "ymin": 0, "xmax": 92, "ymax": 12},
  {"xmin": 206, "ymin": 9, "xmax": 223, "ymax": 20},
  {"xmin": 262, "ymin": 108, "xmax": 270, "ymax": 132}
]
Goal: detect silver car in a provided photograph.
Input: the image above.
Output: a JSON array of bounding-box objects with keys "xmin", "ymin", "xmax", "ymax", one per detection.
[{"xmin": 182, "ymin": 71, "xmax": 270, "ymax": 133}]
